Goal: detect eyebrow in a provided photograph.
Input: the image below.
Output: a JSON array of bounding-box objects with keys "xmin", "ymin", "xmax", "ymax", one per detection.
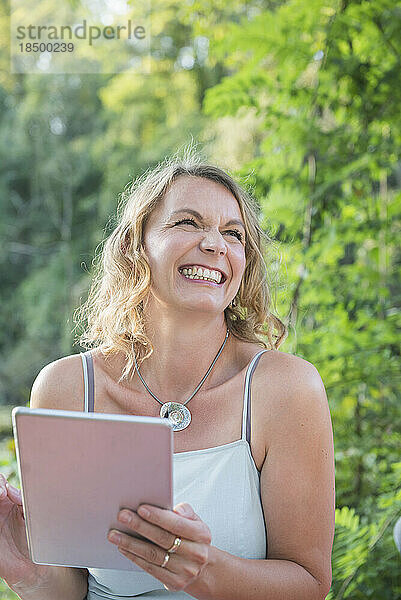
[{"xmin": 170, "ymin": 208, "xmax": 246, "ymax": 230}]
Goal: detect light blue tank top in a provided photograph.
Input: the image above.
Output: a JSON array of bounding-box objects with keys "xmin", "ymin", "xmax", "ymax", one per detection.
[{"xmin": 80, "ymin": 349, "xmax": 269, "ymax": 599}]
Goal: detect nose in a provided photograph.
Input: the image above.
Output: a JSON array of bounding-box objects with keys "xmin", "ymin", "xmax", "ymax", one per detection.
[{"xmin": 199, "ymin": 230, "xmax": 227, "ymax": 256}]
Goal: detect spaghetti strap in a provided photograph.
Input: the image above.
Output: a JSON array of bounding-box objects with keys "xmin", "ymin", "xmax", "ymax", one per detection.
[
  {"xmin": 241, "ymin": 350, "xmax": 269, "ymax": 443},
  {"xmin": 80, "ymin": 351, "xmax": 95, "ymax": 412}
]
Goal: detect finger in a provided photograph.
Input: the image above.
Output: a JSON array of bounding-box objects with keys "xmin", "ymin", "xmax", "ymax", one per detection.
[
  {"xmin": 6, "ymin": 483, "xmax": 23, "ymax": 506},
  {"xmin": 0, "ymin": 474, "xmax": 8, "ymax": 499},
  {"xmin": 118, "ymin": 510, "xmax": 178, "ymax": 551},
  {"xmin": 111, "ymin": 519, "xmax": 209, "ymax": 565},
  {"xmin": 117, "ymin": 547, "xmax": 188, "ymax": 592},
  {"xmin": 118, "ymin": 508, "xmax": 210, "ymax": 548},
  {"xmin": 108, "ymin": 531, "xmax": 187, "ymax": 575},
  {"xmin": 174, "ymin": 502, "xmax": 202, "ymax": 521},
  {"xmin": 136, "ymin": 505, "xmax": 211, "ymax": 544}
]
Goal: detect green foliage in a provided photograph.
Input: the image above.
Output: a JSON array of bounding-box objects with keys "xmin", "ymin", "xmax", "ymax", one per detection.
[
  {"xmin": 328, "ymin": 464, "xmax": 401, "ymax": 598},
  {"xmin": 0, "ymin": 0, "xmax": 219, "ymax": 405},
  {"xmin": 329, "ymin": 506, "xmax": 373, "ymax": 594}
]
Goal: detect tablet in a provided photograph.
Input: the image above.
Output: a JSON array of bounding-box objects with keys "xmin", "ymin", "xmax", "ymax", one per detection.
[{"xmin": 12, "ymin": 407, "xmax": 173, "ymax": 571}]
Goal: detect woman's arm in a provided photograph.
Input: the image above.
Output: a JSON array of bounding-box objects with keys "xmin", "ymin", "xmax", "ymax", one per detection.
[
  {"xmin": 186, "ymin": 354, "xmax": 335, "ymax": 600},
  {"xmin": 186, "ymin": 546, "xmax": 329, "ymax": 600}
]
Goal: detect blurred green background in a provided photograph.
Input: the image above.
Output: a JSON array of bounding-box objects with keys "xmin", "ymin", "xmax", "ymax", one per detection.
[{"xmin": 1, "ymin": 0, "xmax": 400, "ymax": 597}]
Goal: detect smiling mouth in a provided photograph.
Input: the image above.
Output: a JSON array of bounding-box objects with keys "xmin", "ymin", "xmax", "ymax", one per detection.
[{"xmin": 178, "ymin": 266, "xmax": 226, "ymax": 285}]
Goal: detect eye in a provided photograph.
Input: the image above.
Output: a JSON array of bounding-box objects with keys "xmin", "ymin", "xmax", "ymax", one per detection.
[
  {"xmin": 173, "ymin": 218, "xmax": 198, "ymax": 227},
  {"xmin": 225, "ymin": 229, "xmax": 243, "ymax": 242}
]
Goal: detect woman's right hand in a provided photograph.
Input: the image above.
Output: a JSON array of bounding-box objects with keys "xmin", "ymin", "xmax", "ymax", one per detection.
[{"xmin": 0, "ymin": 473, "xmax": 38, "ymax": 589}]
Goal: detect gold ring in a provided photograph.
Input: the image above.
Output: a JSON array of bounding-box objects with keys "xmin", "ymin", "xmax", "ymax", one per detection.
[
  {"xmin": 163, "ymin": 584, "xmax": 170, "ymax": 590},
  {"xmin": 161, "ymin": 553, "xmax": 170, "ymax": 568},
  {"xmin": 167, "ymin": 536, "xmax": 182, "ymax": 553}
]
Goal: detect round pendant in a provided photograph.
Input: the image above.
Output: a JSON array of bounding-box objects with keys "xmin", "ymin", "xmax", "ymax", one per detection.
[{"xmin": 160, "ymin": 402, "xmax": 191, "ymax": 432}]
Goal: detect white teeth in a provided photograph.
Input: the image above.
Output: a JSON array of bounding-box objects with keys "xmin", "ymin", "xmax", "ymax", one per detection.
[{"xmin": 179, "ymin": 266, "xmax": 223, "ymax": 284}]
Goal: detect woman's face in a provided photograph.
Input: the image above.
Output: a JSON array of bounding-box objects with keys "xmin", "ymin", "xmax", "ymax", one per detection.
[{"xmin": 142, "ymin": 176, "xmax": 247, "ymax": 316}]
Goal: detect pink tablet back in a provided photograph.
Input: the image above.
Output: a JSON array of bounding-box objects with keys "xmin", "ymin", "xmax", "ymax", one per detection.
[{"xmin": 12, "ymin": 407, "xmax": 173, "ymax": 570}]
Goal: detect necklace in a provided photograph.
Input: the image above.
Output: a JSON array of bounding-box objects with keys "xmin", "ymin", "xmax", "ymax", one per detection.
[{"xmin": 133, "ymin": 328, "xmax": 230, "ymax": 431}]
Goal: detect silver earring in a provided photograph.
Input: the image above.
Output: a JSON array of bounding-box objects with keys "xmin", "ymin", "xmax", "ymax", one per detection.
[{"xmin": 230, "ymin": 297, "xmax": 237, "ymax": 308}]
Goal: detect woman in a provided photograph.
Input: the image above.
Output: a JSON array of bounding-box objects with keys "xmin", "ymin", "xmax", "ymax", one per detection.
[{"xmin": 0, "ymin": 153, "xmax": 335, "ymax": 599}]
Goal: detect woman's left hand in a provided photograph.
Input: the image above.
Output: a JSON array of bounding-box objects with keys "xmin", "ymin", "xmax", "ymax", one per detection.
[{"xmin": 108, "ymin": 502, "xmax": 212, "ymax": 592}]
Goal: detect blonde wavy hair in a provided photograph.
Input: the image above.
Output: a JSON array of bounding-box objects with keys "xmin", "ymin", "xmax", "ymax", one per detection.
[{"xmin": 75, "ymin": 149, "xmax": 287, "ymax": 379}]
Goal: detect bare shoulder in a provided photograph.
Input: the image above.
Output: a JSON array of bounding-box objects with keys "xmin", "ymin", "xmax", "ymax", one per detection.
[
  {"xmin": 254, "ymin": 349, "xmax": 331, "ymax": 437},
  {"xmin": 256, "ymin": 350, "xmax": 335, "ymax": 592},
  {"xmin": 259, "ymin": 349, "xmax": 326, "ymax": 393},
  {"xmin": 30, "ymin": 353, "xmax": 85, "ymax": 412}
]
